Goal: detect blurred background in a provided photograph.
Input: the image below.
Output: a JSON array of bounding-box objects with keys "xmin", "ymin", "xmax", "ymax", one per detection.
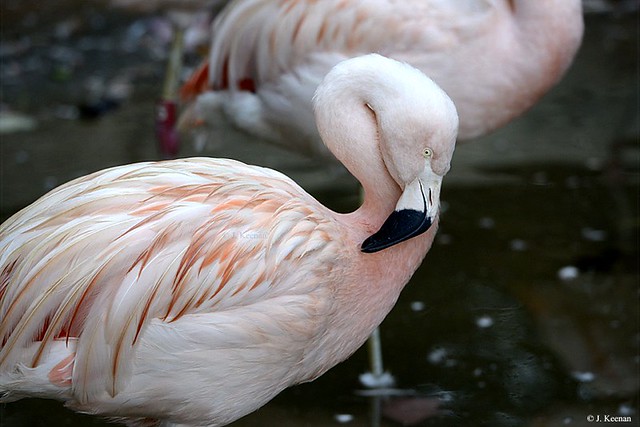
[{"xmin": 0, "ymin": 1, "xmax": 638, "ymax": 426}]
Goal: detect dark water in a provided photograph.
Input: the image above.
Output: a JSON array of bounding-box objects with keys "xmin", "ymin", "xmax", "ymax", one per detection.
[{"xmin": 0, "ymin": 2, "xmax": 638, "ymax": 426}]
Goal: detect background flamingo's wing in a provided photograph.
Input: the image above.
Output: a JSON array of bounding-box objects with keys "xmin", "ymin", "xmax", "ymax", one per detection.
[{"xmin": 206, "ymin": 0, "xmax": 496, "ymax": 92}]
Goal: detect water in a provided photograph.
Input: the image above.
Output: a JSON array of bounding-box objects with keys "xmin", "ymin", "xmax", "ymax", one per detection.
[{"xmin": 0, "ymin": 3, "xmax": 638, "ymax": 426}]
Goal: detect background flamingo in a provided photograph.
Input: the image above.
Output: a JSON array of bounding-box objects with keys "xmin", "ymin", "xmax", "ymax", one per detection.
[
  {"xmin": 0, "ymin": 54, "xmax": 458, "ymax": 426},
  {"xmin": 178, "ymin": 0, "xmax": 582, "ymax": 387},
  {"xmin": 180, "ymin": 0, "xmax": 584, "ymax": 157}
]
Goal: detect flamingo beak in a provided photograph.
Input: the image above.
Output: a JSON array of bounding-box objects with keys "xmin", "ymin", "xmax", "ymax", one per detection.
[{"xmin": 361, "ymin": 169, "xmax": 441, "ymax": 253}]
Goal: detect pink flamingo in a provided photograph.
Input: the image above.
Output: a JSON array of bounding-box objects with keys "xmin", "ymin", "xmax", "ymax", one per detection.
[
  {"xmin": 0, "ymin": 54, "xmax": 458, "ymax": 426},
  {"xmin": 180, "ymin": 0, "xmax": 583, "ymax": 156}
]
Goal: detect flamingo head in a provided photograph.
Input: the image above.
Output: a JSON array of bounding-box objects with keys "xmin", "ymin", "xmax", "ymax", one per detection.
[
  {"xmin": 312, "ymin": 54, "xmax": 458, "ymax": 253},
  {"xmin": 355, "ymin": 56, "xmax": 458, "ymax": 253}
]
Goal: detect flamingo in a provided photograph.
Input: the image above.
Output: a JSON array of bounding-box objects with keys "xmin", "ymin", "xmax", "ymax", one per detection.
[
  {"xmin": 0, "ymin": 54, "xmax": 458, "ymax": 426},
  {"xmin": 180, "ymin": 0, "xmax": 583, "ymax": 156}
]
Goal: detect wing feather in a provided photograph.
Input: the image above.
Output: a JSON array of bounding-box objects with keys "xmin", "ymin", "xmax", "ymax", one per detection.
[
  {"xmin": 0, "ymin": 157, "xmax": 342, "ymax": 402},
  {"xmin": 206, "ymin": 0, "xmax": 495, "ymax": 92}
]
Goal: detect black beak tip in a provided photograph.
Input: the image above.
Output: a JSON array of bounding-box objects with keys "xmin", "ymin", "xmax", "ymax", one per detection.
[
  {"xmin": 360, "ymin": 209, "xmax": 433, "ymax": 253},
  {"xmin": 360, "ymin": 238, "xmax": 384, "ymax": 254}
]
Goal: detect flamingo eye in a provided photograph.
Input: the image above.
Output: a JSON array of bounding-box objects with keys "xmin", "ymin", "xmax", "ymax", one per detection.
[{"xmin": 423, "ymin": 148, "xmax": 433, "ymax": 158}]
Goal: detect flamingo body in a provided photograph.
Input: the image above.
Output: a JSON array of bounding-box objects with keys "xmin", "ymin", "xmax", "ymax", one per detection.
[
  {"xmin": 0, "ymin": 55, "xmax": 458, "ymax": 426},
  {"xmin": 183, "ymin": 0, "xmax": 583, "ymax": 156},
  {"xmin": 1, "ymin": 159, "xmax": 350, "ymax": 425}
]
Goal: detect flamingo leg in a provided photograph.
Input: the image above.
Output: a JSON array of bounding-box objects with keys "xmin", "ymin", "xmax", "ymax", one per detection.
[
  {"xmin": 162, "ymin": 26, "xmax": 185, "ymax": 101},
  {"xmin": 156, "ymin": 24, "xmax": 185, "ymax": 158},
  {"xmin": 361, "ymin": 182, "xmax": 395, "ymax": 391},
  {"xmin": 367, "ymin": 327, "xmax": 385, "ymax": 380}
]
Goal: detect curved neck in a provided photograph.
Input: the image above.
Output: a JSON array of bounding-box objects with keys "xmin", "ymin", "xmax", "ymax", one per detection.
[{"xmin": 314, "ymin": 86, "xmax": 400, "ymax": 229}]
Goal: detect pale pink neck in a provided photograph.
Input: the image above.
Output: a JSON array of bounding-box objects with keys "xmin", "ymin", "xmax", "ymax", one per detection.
[
  {"xmin": 315, "ymin": 81, "xmax": 404, "ymax": 232},
  {"xmin": 329, "ymin": 210, "xmax": 437, "ymax": 354}
]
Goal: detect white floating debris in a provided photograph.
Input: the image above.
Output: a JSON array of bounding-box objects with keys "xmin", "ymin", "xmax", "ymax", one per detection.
[
  {"xmin": 444, "ymin": 358, "xmax": 458, "ymax": 367},
  {"xmin": 562, "ymin": 416, "xmax": 574, "ymax": 425},
  {"xmin": 438, "ymin": 390, "xmax": 456, "ymax": 403},
  {"xmin": 428, "ymin": 347, "xmax": 448, "ymax": 365},
  {"xmin": 509, "ymin": 239, "xmax": 528, "ymax": 251},
  {"xmin": 410, "ymin": 301, "xmax": 426, "ymax": 312},
  {"xmin": 581, "ymin": 227, "xmax": 607, "ymax": 242},
  {"xmin": 619, "ymin": 403, "xmax": 635, "ymax": 416},
  {"xmin": 476, "ymin": 315, "xmax": 494, "ymax": 329},
  {"xmin": 358, "ymin": 371, "xmax": 396, "ymax": 388},
  {"xmin": 54, "ymin": 104, "xmax": 80, "ymax": 120},
  {"xmin": 334, "ymin": 414, "xmax": 354, "ymax": 423},
  {"xmin": 564, "ymin": 175, "xmax": 581, "ymax": 189},
  {"xmin": 437, "ymin": 233, "xmax": 453, "ymax": 245},
  {"xmin": 478, "ymin": 217, "xmax": 495, "ymax": 229},
  {"xmin": 571, "ymin": 371, "xmax": 595, "ymax": 383},
  {"xmin": 43, "ymin": 176, "xmax": 58, "ymax": 191},
  {"xmin": 54, "ymin": 18, "xmax": 81, "ymax": 40},
  {"xmin": 585, "ymin": 157, "xmax": 603, "ymax": 171},
  {"xmin": 558, "ymin": 266, "xmax": 579, "ymax": 281},
  {"xmin": 531, "ymin": 171, "xmax": 550, "ymax": 186},
  {"xmin": 14, "ymin": 150, "xmax": 29, "ymax": 164},
  {"xmin": 0, "ymin": 111, "xmax": 37, "ymax": 134}
]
